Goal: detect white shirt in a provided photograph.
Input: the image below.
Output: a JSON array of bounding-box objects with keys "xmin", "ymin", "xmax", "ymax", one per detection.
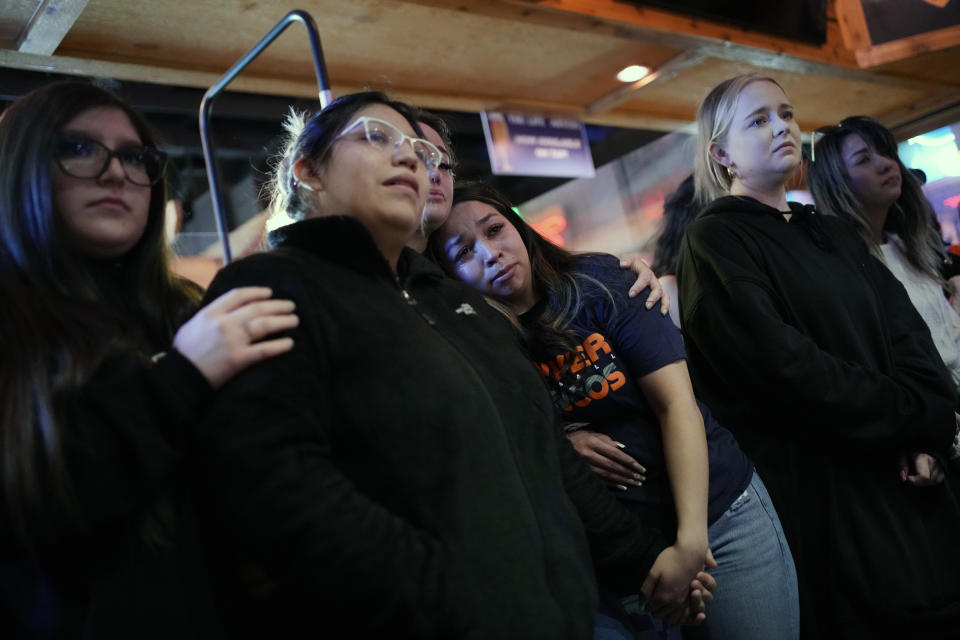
[{"xmin": 880, "ymin": 234, "xmax": 960, "ymax": 391}]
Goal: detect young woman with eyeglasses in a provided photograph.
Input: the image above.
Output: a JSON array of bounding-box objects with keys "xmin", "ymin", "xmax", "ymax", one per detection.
[
  {"xmin": 405, "ymin": 109, "xmax": 457, "ymax": 253},
  {"xmin": 675, "ymin": 73, "xmax": 960, "ymax": 637},
  {"xmin": 807, "ymin": 116, "xmax": 960, "ymax": 391},
  {"xmin": 196, "ymin": 91, "xmax": 715, "ymax": 638},
  {"xmin": 0, "ymin": 81, "xmax": 298, "ymax": 637}
]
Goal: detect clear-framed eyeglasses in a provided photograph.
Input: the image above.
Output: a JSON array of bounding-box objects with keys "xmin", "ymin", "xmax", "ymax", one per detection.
[
  {"xmin": 337, "ymin": 116, "xmax": 442, "ymax": 170},
  {"xmin": 55, "ymin": 136, "xmax": 167, "ymax": 186}
]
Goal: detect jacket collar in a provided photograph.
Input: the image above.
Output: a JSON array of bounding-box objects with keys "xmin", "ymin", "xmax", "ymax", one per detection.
[
  {"xmin": 700, "ymin": 195, "xmax": 814, "ymax": 220},
  {"xmin": 700, "ymin": 195, "xmax": 831, "ymax": 249},
  {"xmin": 267, "ymin": 215, "xmax": 446, "ymax": 286}
]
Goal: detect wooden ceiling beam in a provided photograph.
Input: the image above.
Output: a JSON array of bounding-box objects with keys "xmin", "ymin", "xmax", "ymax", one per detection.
[
  {"xmin": 0, "ymin": 48, "xmax": 691, "ymax": 131},
  {"xmin": 400, "ymin": 0, "xmax": 855, "ymax": 65},
  {"xmin": 874, "ymin": 88, "xmax": 960, "ymax": 136},
  {"xmin": 16, "ymin": 0, "xmax": 89, "ymax": 55},
  {"xmin": 398, "ymin": 0, "xmax": 950, "ymax": 93}
]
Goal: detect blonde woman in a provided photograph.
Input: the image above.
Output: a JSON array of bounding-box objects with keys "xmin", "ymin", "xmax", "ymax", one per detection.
[{"xmin": 676, "ymin": 73, "xmax": 960, "ymax": 638}]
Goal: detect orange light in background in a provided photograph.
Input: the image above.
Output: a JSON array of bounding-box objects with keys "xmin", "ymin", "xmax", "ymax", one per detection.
[
  {"xmin": 642, "ymin": 192, "xmax": 665, "ymax": 219},
  {"xmin": 532, "ymin": 215, "xmax": 568, "ymax": 247}
]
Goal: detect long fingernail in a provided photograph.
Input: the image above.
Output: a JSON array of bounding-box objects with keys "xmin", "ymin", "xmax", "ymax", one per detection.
[
  {"xmin": 633, "ymin": 463, "xmax": 645, "ymax": 472},
  {"xmin": 616, "ymin": 484, "xmax": 628, "ymax": 491},
  {"xmin": 614, "ymin": 441, "xmax": 626, "ymax": 449}
]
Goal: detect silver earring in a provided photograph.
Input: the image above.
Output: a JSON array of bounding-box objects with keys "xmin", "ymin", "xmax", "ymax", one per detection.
[{"xmin": 293, "ymin": 177, "xmax": 315, "ymax": 192}]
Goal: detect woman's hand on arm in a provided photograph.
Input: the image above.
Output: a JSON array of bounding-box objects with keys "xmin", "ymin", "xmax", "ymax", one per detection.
[
  {"xmin": 619, "ymin": 253, "xmax": 669, "ymax": 315},
  {"xmin": 173, "ymin": 286, "xmax": 299, "ymax": 389},
  {"xmin": 565, "ymin": 429, "xmax": 646, "ymax": 490}
]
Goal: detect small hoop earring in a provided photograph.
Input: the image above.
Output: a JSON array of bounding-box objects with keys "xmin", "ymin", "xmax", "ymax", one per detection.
[{"xmin": 292, "ymin": 177, "xmax": 315, "ymax": 192}]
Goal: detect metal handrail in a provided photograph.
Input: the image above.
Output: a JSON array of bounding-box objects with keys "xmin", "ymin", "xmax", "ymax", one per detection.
[{"xmin": 199, "ymin": 9, "xmax": 331, "ymax": 264}]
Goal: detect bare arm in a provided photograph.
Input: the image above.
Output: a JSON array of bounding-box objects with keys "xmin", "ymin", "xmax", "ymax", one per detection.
[{"xmin": 635, "ymin": 360, "xmax": 710, "ymax": 615}]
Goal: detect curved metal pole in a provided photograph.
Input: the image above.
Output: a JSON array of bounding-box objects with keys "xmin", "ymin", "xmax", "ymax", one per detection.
[{"xmin": 199, "ymin": 9, "xmax": 331, "ymax": 264}]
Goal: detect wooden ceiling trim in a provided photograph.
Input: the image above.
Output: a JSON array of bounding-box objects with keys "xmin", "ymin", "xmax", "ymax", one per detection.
[
  {"xmin": 16, "ymin": 0, "xmax": 89, "ymax": 55},
  {"xmin": 526, "ymin": 0, "xmax": 954, "ymax": 93},
  {"xmin": 400, "ymin": 0, "xmax": 946, "ymax": 94},
  {"xmin": 0, "ymin": 49, "xmax": 320, "ymax": 97},
  {"xmin": 874, "ymin": 88, "xmax": 960, "ymax": 133},
  {"xmin": 854, "ymin": 26, "xmax": 960, "ymax": 69},
  {"xmin": 398, "ymin": 0, "xmax": 849, "ymax": 63},
  {"xmin": 836, "ymin": 0, "xmax": 960, "ymax": 68},
  {"xmin": 0, "ymin": 47, "xmax": 693, "ymax": 129},
  {"xmin": 508, "ymin": 0, "xmax": 858, "ymax": 67},
  {"xmin": 0, "ymin": 1, "xmax": 43, "ymax": 46}
]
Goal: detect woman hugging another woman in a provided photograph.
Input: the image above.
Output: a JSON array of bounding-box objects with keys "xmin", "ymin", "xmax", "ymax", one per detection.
[{"xmin": 427, "ymin": 182, "xmax": 799, "ymax": 639}]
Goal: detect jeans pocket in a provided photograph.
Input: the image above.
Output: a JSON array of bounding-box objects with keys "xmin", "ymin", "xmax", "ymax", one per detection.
[{"xmin": 727, "ymin": 487, "xmax": 752, "ymax": 513}]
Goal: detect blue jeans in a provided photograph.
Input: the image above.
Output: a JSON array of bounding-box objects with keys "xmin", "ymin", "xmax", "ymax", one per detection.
[
  {"xmin": 596, "ymin": 471, "xmax": 799, "ymax": 640},
  {"xmin": 684, "ymin": 470, "xmax": 798, "ymax": 639}
]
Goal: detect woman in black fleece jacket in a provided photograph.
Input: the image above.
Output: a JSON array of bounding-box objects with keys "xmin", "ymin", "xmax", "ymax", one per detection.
[
  {"xmin": 0, "ymin": 81, "xmax": 297, "ymax": 637},
  {"xmin": 677, "ymin": 73, "xmax": 960, "ymax": 638},
  {"xmin": 196, "ymin": 91, "xmax": 714, "ymax": 639}
]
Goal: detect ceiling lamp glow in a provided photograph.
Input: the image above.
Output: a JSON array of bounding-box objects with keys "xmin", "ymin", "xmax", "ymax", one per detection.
[{"xmin": 616, "ymin": 65, "xmax": 650, "ymax": 83}]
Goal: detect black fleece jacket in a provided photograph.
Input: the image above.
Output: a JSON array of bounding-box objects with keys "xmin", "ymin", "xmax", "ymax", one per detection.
[
  {"xmin": 677, "ymin": 196, "xmax": 960, "ymax": 637},
  {"xmin": 0, "ymin": 336, "xmax": 224, "ymax": 638},
  {"xmin": 198, "ymin": 216, "xmax": 668, "ymax": 639}
]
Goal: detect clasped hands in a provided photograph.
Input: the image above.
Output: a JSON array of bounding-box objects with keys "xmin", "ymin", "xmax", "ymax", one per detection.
[{"xmin": 641, "ymin": 538, "xmax": 717, "ymax": 626}]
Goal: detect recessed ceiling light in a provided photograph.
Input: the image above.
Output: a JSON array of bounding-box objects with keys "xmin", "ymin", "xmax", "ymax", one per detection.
[{"xmin": 616, "ymin": 65, "xmax": 650, "ymax": 83}]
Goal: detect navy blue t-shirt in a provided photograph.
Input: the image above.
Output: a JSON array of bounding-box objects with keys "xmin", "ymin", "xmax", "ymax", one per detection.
[{"xmin": 521, "ymin": 254, "xmax": 752, "ymax": 527}]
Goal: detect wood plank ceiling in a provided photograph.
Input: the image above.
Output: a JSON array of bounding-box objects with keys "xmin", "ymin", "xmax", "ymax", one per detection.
[{"xmin": 1, "ymin": 0, "xmax": 959, "ymax": 136}]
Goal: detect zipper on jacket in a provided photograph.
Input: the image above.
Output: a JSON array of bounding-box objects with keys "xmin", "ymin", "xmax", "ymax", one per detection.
[{"xmin": 397, "ymin": 279, "xmax": 436, "ymax": 326}]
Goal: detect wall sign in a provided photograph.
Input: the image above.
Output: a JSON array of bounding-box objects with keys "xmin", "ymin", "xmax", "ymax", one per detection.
[{"xmin": 481, "ymin": 111, "xmax": 595, "ymax": 179}]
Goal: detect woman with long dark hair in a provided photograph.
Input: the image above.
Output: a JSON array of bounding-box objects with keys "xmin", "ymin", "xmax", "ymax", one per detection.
[
  {"xmin": 652, "ymin": 175, "xmax": 698, "ymax": 328},
  {"xmin": 427, "ymin": 182, "xmax": 797, "ymax": 639},
  {"xmin": 0, "ymin": 80, "xmax": 297, "ymax": 637},
  {"xmin": 807, "ymin": 115, "xmax": 960, "ymax": 390},
  {"xmin": 676, "ymin": 73, "xmax": 960, "ymax": 637}
]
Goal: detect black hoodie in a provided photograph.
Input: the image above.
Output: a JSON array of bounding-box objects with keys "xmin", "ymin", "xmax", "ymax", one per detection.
[
  {"xmin": 197, "ymin": 216, "xmax": 668, "ymax": 639},
  {"xmin": 677, "ymin": 195, "xmax": 960, "ymax": 637}
]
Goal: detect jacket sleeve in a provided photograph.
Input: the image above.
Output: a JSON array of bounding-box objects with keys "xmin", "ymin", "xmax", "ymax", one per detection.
[
  {"xmin": 0, "ymin": 348, "xmax": 212, "ymax": 558},
  {"xmin": 678, "ymin": 218, "xmax": 954, "ymax": 453},
  {"xmin": 551, "ymin": 407, "xmax": 669, "ymax": 595},
  {"xmin": 197, "ymin": 258, "xmax": 457, "ymax": 638}
]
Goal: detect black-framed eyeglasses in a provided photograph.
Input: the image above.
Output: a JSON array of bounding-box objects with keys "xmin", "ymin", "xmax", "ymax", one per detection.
[{"xmin": 55, "ymin": 136, "xmax": 167, "ymax": 186}]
